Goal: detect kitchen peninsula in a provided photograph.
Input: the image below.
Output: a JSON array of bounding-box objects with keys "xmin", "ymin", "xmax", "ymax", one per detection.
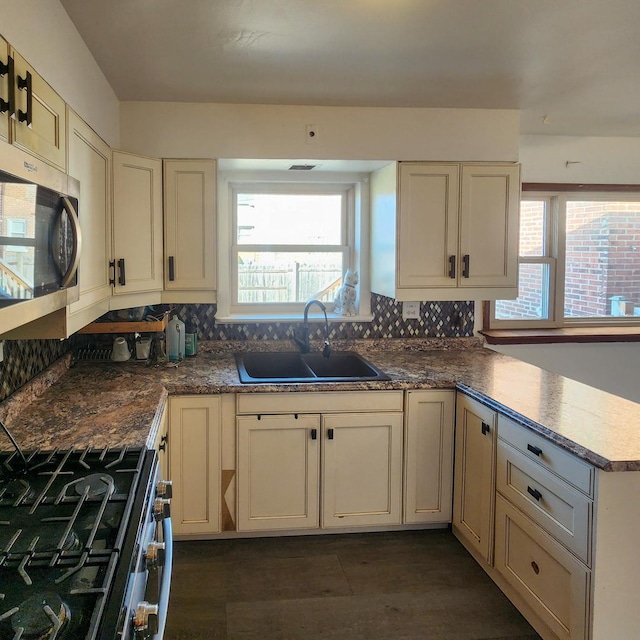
[{"xmin": 2, "ymin": 339, "xmax": 640, "ymax": 640}]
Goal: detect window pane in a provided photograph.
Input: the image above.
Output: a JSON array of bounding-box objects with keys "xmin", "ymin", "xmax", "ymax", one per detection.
[
  {"xmin": 520, "ymin": 200, "xmax": 547, "ymax": 257},
  {"xmin": 495, "ymin": 263, "xmax": 550, "ymax": 320},
  {"xmin": 237, "ymin": 251, "xmax": 343, "ymax": 303},
  {"xmin": 237, "ymin": 193, "xmax": 342, "ymax": 245},
  {"xmin": 565, "ymin": 201, "xmax": 640, "ymax": 318}
]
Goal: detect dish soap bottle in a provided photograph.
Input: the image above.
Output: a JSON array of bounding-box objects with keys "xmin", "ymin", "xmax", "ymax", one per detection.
[{"xmin": 166, "ymin": 314, "xmax": 185, "ymax": 361}]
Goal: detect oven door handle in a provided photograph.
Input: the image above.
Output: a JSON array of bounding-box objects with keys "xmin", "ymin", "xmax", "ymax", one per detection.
[{"xmin": 154, "ymin": 516, "xmax": 173, "ymax": 640}]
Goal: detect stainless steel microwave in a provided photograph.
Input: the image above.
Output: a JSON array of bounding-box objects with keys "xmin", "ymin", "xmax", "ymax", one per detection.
[{"xmin": 0, "ymin": 144, "xmax": 81, "ymax": 336}]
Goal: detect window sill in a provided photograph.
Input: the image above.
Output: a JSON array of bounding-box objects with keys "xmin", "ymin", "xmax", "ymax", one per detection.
[
  {"xmin": 215, "ymin": 313, "xmax": 375, "ymax": 325},
  {"xmin": 481, "ymin": 327, "xmax": 640, "ymax": 345}
]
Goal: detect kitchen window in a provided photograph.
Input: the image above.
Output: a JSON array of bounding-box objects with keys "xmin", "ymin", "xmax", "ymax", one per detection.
[
  {"xmin": 216, "ymin": 174, "xmax": 370, "ymax": 322},
  {"xmin": 488, "ymin": 189, "xmax": 640, "ymax": 330}
]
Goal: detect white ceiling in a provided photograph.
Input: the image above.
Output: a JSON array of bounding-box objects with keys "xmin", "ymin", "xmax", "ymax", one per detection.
[{"xmin": 60, "ymin": 0, "xmax": 640, "ymax": 137}]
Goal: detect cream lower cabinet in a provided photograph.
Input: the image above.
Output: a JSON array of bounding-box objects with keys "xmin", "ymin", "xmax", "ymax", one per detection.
[
  {"xmin": 452, "ymin": 393, "xmax": 497, "ymax": 564},
  {"xmin": 236, "ymin": 414, "xmax": 320, "ymax": 531},
  {"xmin": 235, "ymin": 391, "xmax": 404, "ymax": 533},
  {"xmin": 322, "ymin": 412, "xmax": 403, "ymax": 528},
  {"xmin": 404, "ymin": 390, "xmax": 455, "ymax": 524},
  {"xmin": 169, "ymin": 396, "xmax": 221, "ymax": 536}
]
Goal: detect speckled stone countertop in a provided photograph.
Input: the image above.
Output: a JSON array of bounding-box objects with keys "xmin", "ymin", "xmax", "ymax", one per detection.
[{"xmin": 2, "ymin": 337, "xmax": 640, "ymax": 472}]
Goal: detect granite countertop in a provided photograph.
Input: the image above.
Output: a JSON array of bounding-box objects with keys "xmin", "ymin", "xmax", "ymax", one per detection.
[{"xmin": 2, "ymin": 338, "xmax": 640, "ymax": 472}]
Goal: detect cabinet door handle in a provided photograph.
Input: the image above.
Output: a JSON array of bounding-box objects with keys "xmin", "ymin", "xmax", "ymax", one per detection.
[
  {"xmin": 108, "ymin": 259, "xmax": 116, "ymax": 286},
  {"xmin": 462, "ymin": 254, "xmax": 470, "ymax": 278},
  {"xmin": 481, "ymin": 422, "xmax": 490, "ymax": 435},
  {"xmin": 311, "ymin": 428, "xmax": 317, "ymax": 440},
  {"xmin": 448, "ymin": 255, "xmax": 456, "ymax": 279},
  {"xmin": 530, "ymin": 560, "xmax": 540, "ymax": 575},
  {"xmin": 527, "ymin": 443, "xmax": 543, "ymax": 457},
  {"xmin": 17, "ymin": 69, "xmax": 32, "ymax": 128},
  {"xmin": 168, "ymin": 256, "xmax": 175, "ymax": 281},
  {"xmin": 117, "ymin": 258, "xmax": 126, "ymax": 286},
  {"xmin": 0, "ymin": 55, "xmax": 15, "ymax": 118},
  {"xmin": 327, "ymin": 428, "xmax": 334, "ymax": 440},
  {"xmin": 527, "ymin": 486, "xmax": 542, "ymax": 501}
]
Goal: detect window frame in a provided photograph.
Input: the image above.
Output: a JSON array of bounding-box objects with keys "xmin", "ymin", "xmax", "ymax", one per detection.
[
  {"xmin": 488, "ymin": 187, "xmax": 640, "ymax": 330},
  {"xmin": 216, "ymin": 170, "xmax": 372, "ymax": 323}
]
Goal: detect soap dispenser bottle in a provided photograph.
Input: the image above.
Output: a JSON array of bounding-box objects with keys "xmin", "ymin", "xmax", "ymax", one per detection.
[{"xmin": 166, "ymin": 314, "xmax": 185, "ymax": 361}]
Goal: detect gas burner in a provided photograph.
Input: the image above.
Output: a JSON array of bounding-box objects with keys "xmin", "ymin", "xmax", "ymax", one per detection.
[
  {"xmin": 0, "ymin": 478, "xmax": 34, "ymax": 506},
  {"xmin": 9, "ymin": 593, "xmax": 70, "ymax": 639},
  {"xmin": 73, "ymin": 474, "xmax": 115, "ymax": 499}
]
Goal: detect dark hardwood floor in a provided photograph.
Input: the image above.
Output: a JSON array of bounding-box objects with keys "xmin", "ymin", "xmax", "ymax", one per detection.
[{"xmin": 165, "ymin": 529, "xmax": 541, "ymax": 640}]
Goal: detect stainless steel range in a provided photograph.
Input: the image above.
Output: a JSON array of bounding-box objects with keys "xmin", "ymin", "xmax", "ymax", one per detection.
[{"xmin": 0, "ymin": 446, "xmax": 172, "ymax": 640}]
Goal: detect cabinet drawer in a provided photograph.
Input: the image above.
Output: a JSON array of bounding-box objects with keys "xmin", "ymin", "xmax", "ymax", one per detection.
[
  {"xmin": 495, "ymin": 495, "xmax": 590, "ymax": 640},
  {"xmin": 498, "ymin": 415, "xmax": 594, "ymax": 497},
  {"xmin": 236, "ymin": 391, "xmax": 404, "ymax": 415},
  {"xmin": 497, "ymin": 440, "xmax": 592, "ymax": 565}
]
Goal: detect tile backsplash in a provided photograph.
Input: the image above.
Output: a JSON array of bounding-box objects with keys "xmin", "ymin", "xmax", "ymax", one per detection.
[{"xmin": 0, "ymin": 294, "xmax": 473, "ymax": 402}]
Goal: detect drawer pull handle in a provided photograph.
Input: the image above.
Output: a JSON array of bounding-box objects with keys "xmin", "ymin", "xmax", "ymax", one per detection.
[
  {"xmin": 527, "ymin": 486, "xmax": 542, "ymax": 501},
  {"xmin": 327, "ymin": 428, "xmax": 334, "ymax": 440},
  {"xmin": 481, "ymin": 422, "xmax": 490, "ymax": 435},
  {"xmin": 311, "ymin": 428, "xmax": 317, "ymax": 440},
  {"xmin": 531, "ymin": 560, "xmax": 540, "ymax": 575},
  {"xmin": 527, "ymin": 443, "xmax": 543, "ymax": 457}
]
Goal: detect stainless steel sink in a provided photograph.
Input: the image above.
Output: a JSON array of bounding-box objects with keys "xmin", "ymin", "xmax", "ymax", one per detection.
[{"xmin": 235, "ymin": 351, "xmax": 390, "ymax": 384}]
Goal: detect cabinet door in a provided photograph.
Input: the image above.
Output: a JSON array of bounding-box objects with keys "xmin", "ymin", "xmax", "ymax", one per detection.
[
  {"xmin": 404, "ymin": 390, "xmax": 455, "ymax": 524},
  {"xmin": 169, "ymin": 396, "xmax": 221, "ymax": 536},
  {"xmin": 153, "ymin": 405, "xmax": 170, "ymax": 482},
  {"xmin": 66, "ymin": 110, "xmax": 112, "ymax": 328},
  {"xmin": 236, "ymin": 414, "xmax": 320, "ymax": 531},
  {"xmin": 10, "ymin": 49, "xmax": 66, "ymax": 172},
  {"xmin": 397, "ymin": 163, "xmax": 459, "ymax": 289},
  {"xmin": 458, "ymin": 164, "xmax": 520, "ymax": 288},
  {"xmin": 0, "ymin": 37, "xmax": 9, "ymax": 143},
  {"xmin": 112, "ymin": 151, "xmax": 163, "ymax": 295},
  {"xmin": 163, "ymin": 159, "xmax": 216, "ymax": 298},
  {"xmin": 322, "ymin": 412, "xmax": 403, "ymax": 528},
  {"xmin": 453, "ymin": 394, "xmax": 497, "ymax": 564}
]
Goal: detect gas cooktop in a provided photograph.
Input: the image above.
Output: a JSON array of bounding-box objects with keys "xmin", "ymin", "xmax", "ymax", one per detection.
[{"xmin": 0, "ymin": 447, "xmax": 153, "ymax": 640}]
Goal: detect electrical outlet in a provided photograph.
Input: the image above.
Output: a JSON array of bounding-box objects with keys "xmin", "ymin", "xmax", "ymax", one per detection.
[
  {"xmin": 402, "ymin": 301, "xmax": 420, "ymax": 320},
  {"xmin": 305, "ymin": 124, "xmax": 318, "ymax": 143}
]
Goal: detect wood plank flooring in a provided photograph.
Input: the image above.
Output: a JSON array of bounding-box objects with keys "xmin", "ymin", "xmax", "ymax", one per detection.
[{"xmin": 165, "ymin": 529, "xmax": 541, "ymax": 640}]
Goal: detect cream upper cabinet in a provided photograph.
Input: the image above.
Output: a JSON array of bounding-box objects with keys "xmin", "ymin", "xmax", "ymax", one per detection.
[
  {"xmin": 162, "ymin": 159, "xmax": 216, "ymax": 303},
  {"xmin": 370, "ymin": 161, "xmax": 520, "ymax": 301},
  {"xmin": 9, "ymin": 49, "xmax": 66, "ymax": 172},
  {"xmin": 169, "ymin": 396, "xmax": 221, "ymax": 537},
  {"xmin": 404, "ymin": 390, "xmax": 455, "ymax": 524},
  {"xmin": 111, "ymin": 150, "xmax": 163, "ymax": 300},
  {"xmin": 236, "ymin": 414, "xmax": 320, "ymax": 532},
  {"xmin": 0, "ymin": 37, "xmax": 9, "ymax": 143},
  {"xmin": 453, "ymin": 393, "xmax": 497, "ymax": 565},
  {"xmin": 66, "ymin": 110, "xmax": 112, "ymax": 331},
  {"xmin": 322, "ymin": 412, "xmax": 403, "ymax": 528}
]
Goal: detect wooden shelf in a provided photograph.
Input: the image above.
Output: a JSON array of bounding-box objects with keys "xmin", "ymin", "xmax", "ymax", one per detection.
[{"xmin": 78, "ymin": 313, "xmax": 168, "ymax": 335}]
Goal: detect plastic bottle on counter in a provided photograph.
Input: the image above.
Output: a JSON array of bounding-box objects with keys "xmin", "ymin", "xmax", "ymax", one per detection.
[
  {"xmin": 185, "ymin": 322, "xmax": 198, "ymax": 357},
  {"xmin": 166, "ymin": 315, "xmax": 185, "ymax": 361}
]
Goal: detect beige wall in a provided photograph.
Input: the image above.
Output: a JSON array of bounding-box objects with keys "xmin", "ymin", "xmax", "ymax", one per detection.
[
  {"xmin": 520, "ymin": 135, "xmax": 640, "ymax": 184},
  {"xmin": 120, "ymin": 102, "xmax": 519, "ymax": 161},
  {"xmin": 1, "ymin": 0, "xmax": 120, "ymax": 146}
]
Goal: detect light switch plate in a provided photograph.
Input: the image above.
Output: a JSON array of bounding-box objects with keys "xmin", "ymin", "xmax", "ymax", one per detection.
[{"xmin": 402, "ymin": 301, "xmax": 420, "ymax": 320}]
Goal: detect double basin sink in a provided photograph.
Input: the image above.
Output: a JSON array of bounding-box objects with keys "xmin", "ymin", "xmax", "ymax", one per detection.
[{"xmin": 235, "ymin": 351, "xmax": 390, "ymax": 384}]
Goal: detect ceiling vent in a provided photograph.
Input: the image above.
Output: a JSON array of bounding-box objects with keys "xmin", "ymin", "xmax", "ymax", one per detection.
[{"xmin": 288, "ymin": 164, "xmax": 317, "ymax": 171}]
